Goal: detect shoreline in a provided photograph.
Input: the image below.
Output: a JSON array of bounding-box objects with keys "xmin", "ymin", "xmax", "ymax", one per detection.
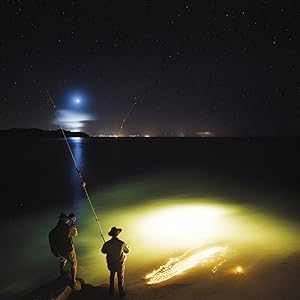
[{"xmin": 4, "ymin": 250, "xmax": 300, "ymax": 300}]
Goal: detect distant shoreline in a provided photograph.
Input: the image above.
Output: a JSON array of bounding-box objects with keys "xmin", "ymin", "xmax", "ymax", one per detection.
[
  {"xmin": 0, "ymin": 128, "xmax": 90, "ymax": 138},
  {"xmin": 0, "ymin": 128, "xmax": 299, "ymax": 140}
]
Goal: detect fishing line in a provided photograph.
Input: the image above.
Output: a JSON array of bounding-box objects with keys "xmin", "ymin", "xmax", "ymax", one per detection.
[
  {"xmin": 118, "ymin": 80, "xmax": 161, "ymax": 132},
  {"xmin": 119, "ymin": 52, "xmax": 188, "ymax": 131},
  {"xmin": 46, "ymin": 90, "xmax": 106, "ymax": 243},
  {"xmin": 120, "ymin": 97, "xmax": 137, "ymax": 130}
]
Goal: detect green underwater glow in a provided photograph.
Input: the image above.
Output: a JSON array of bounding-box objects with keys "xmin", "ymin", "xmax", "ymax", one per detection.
[
  {"xmin": 75, "ymin": 178, "xmax": 300, "ymax": 286},
  {"xmin": 1, "ymin": 175, "xmax": 300, "ymax": 297}
]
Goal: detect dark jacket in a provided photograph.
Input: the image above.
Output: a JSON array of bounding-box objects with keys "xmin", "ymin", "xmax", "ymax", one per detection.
[
  {"xmin": 101, "ymin": 237, "xmax": 129, "ymax": 268},
  {"xmin": 49, "ymin": 220, "xmax": 74, "ymax": 257}
]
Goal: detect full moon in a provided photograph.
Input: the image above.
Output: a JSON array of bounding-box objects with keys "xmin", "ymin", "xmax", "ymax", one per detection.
[{"xmin": 75, "ymin": 98, "xmax": 81, "ymax": 104}]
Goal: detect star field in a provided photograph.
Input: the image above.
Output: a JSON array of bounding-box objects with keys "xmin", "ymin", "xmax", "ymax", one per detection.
[{"xmin": 0, "ymin": 0, "xmax": 299, "ymax": 136}]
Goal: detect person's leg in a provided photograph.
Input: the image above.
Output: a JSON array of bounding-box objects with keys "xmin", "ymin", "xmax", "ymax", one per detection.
[
  {"xmin": 68, "ymin": 248, "xmax": 78, "ymax": 284},
  {"xmin": 58, "ymin": 256, "xmax": 68, "ymax": 277},
  {"xmin": 109, "ymin": 270, "xmax": 116, "ymax": 294},
  {"xmin": 117, "ymin": 264, "xmax": 126, "ymax": 297}
]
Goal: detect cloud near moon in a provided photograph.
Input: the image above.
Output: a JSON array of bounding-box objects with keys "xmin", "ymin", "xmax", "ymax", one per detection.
[{"xmin": 54, "ymin": 109, "xmax": 95, "ymax": 131}]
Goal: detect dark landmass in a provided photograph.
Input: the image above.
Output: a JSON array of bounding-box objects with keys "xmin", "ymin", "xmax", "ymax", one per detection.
[{"xmin": 0, "ymin": 128, "xmax": 90, "ymax": 138}]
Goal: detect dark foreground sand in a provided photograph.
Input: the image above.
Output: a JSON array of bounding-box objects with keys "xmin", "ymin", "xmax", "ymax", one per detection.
[{"xmin": 9, "ymin": 251, "xmax": 300, "ymax": 300}]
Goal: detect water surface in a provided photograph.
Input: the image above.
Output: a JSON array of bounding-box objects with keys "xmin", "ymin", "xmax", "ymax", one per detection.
[{"xmin": 1, "ymin": 137, "xmax": 300, "ymax": 298}]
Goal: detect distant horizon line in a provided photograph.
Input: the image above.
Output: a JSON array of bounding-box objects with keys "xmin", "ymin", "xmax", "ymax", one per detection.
[{"xmin": 0, "ymin": 127, "xmax": 299, "ymax": 139}]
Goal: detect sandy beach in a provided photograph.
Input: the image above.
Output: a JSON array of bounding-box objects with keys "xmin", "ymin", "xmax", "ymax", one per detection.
[{"xmin": 18, "ymin": 248, "xmax": 300, "ymax": 300}]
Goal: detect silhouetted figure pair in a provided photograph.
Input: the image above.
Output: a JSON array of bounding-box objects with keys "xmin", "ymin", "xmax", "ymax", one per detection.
[{"xmin": 49, "ymin": 215, "xmax": 129, "ymax": 296}]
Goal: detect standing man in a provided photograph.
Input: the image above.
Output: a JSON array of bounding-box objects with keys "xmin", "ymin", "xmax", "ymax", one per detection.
[
  {"xmin": 49, "ymin": 212, "xmax": 80, "ymax": 290},
  {"xmin": 101, "ymin": 226, "xmax": 129, "ymax": 298}
]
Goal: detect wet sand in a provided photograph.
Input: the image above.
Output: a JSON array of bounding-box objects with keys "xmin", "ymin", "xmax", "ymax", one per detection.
[{"xmin": 17, "ymin": 251, "xmax": 300, "ymax": 300}]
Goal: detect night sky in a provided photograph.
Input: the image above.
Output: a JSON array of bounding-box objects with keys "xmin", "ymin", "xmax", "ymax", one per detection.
[{"xmin": 0, "ymin": 0, "xmax": 299, "ymax": 136}]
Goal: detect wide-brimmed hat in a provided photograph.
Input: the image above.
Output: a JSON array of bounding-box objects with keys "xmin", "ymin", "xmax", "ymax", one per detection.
[
  {"xmin": 58, "ymin": 212, "xmax": 69, "ymax": 220},
  {"xmin": 68, "ymin": 213, "xmax": 76, "ymax": 219},
  {"xmin": 108, "ymin": 226, "xmax": 122, "ymax": 237}
]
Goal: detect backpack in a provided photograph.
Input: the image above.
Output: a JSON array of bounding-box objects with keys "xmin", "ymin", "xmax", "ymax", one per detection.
[{"xmin": 49, "ymin": 226, "xmax": 59, "ymax": 257}]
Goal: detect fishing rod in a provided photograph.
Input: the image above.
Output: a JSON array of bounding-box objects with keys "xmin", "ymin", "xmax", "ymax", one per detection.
[{"xmin": 46, "ymin": 91, "xmax": 106, "ymax": 243}]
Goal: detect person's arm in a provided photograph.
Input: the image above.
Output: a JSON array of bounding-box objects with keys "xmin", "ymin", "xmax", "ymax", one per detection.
[
  {"xmin": 101, "ymin": 242, "xmax": 108, "ymax": 254},
  {"xmin": 69, "ymin": 225, "xmax": 78, "ymax": 237},
  {"xmin": 123, "ymin": 243, "xmax": 129, "ymax": 253}
]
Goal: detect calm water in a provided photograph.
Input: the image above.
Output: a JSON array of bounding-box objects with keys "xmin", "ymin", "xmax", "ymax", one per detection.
[{"xmin": 1, "ymin": 137, "xmax": 300, "ymax": 298}]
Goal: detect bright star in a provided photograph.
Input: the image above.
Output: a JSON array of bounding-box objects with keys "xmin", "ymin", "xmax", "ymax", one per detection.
[{"xmin": 75, "ymin": 98, "xmax": 81, "ymax": 104}]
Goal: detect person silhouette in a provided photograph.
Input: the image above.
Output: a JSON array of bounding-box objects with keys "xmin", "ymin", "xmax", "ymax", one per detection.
[
  {"xmin": 49, "ymin": 212, "xmax": 80, "ymax": 291},
  {"xmin": 101, "ymin": 226, "xmax": 129, "ymax": 297}
]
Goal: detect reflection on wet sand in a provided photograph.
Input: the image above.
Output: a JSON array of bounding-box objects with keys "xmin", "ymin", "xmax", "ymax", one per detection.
[{"xmin": 145, "ymin": 246, "xmax": 227, "ymax": 284}]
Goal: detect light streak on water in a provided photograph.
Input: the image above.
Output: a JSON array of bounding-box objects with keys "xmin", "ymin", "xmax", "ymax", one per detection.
[
  {"xmin": 145, "ymin": 246, "xmax": 227, "ymax": 285},
  {"xmin": 211, "ymin": 259, "xmax": 226, "ymax": 273},
  {"xmin": 68, "ymin": 137, "xmax": 84, "ymax": 205}
]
